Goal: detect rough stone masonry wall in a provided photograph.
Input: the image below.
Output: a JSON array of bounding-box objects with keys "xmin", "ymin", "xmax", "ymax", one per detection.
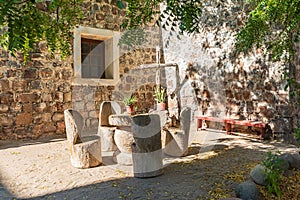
[
  {"xmin": 161, "ymin": 1, "xmax": 297, "ymax": 140},
  {"xmin": 0, "ymin": 0, "xmax": 161, "ymax": 139}
]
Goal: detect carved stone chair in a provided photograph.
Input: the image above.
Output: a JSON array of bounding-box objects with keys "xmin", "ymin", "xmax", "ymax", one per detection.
[
  {"xmin": 164, "ymin": 107, "xmax": 192, "ymax": 157},
  {"xmin": 64, "ymin": 109, "xmax": 102, "ymax": 168},
  {"xmin": 97, "ymin": 101, "xmax": 122, "ymax": 152}
]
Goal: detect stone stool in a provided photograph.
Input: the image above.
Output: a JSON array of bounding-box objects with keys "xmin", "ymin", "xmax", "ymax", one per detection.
[
  {"xmin": 64, "ymin": 109, "xmax": 102, "ymax": 168},
  {"xmin": 164, "ymin": 107, "xmax": 191, "ymax": 157},
  {"xmin": 97, "ymin": 101, "xmax": 121, "ymax": 152}
]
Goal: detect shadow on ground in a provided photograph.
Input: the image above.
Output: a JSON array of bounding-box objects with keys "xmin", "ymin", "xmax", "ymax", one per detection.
[
  {"xmin": 30, "ymin": 144, "xmax": 269, "ymax": 200},
  {"xmin": 1, "ymin": 133, "xmax": 298, "ymax": 200}
]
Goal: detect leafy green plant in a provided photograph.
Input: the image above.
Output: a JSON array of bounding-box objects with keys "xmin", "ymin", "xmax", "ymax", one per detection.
[
  {"xmin": 116, "ymin": 0, "xmax": 203, "ymax": 47},
  {"xmin": 123, "ymin": 96, "xmax": 136, "ymax": 106},
  {"xmin": 153, "ymin": 86, "xmax": 166, "ymax": 103},
  {"xmin": 262, "ymin": 151, "xmax": 284, "ymax": 197},
  {"xmin": 0, "ymin": 0, "xmax": 83, "ymax": 62}
]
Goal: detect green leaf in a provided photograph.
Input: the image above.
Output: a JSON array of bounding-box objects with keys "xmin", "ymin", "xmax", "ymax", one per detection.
[{"xmin": 116, "ymin": 0, "xmax": 126, "ymax": 9}]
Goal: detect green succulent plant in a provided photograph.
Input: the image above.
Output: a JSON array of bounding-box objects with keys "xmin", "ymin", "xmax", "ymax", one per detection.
[
  {"xmin": 124, "ymin": 96, "xmax": 136, "ymax": 106},
  {"xmin": 154, "ymin": 86, "xmax": 166, "ymax": 103}
]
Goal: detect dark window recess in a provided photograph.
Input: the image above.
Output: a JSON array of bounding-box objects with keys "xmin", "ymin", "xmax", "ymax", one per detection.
[{"xmin": 81, "ymin": 38, "xmax": 106, "ymax": 79}]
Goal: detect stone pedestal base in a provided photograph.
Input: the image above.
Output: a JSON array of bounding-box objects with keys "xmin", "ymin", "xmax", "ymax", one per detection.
[
  {"xmin": 98, "ymin": 126, "xmax": 117, "ymax": 152},
  {"xmin": 113, "ymin": 150, "xmax": 133, "ymax": 165}
]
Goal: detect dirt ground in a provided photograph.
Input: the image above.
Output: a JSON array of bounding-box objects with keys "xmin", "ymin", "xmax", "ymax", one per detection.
[{"xmin": 0, "ymin": 130, "xmax": 298, "ymax": 200}]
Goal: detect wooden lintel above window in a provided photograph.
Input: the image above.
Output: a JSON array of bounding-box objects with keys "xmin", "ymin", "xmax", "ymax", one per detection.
[{"xmin": 81, "ymin": 33, "xmax": 112, "ymax": 41}]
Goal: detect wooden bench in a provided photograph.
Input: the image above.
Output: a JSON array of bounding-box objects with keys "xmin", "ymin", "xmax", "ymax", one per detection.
[{"xmin": 195, "ymin": 116, "xmax": 266, "ymax": 139}]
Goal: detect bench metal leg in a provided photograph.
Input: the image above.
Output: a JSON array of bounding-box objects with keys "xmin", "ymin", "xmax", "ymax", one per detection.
[
  {"xmin": 260, "ymin": 128, "xmax": 265, "ymax": 140},
  {"xmin": 225, "ymin": 123, "xmax": 231, "ymax": 135},
  {"xmin": 197, "ymin": 119, "xmax": 203, "ymax": 130}
]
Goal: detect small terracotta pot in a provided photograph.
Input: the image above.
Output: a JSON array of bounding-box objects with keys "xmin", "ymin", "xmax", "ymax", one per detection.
[
  {"xmin": 157, "ymin": 102, "xmax": 166, "ymax": 111},
  {"xmin": 126, "ymin": 105, "xmax": 134, "ymax": 114}
]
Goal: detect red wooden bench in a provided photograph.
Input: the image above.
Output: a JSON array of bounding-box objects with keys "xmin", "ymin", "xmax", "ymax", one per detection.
[{"xmin": 195, "ymin": 116, "xmax": 266, "ymax": 139}]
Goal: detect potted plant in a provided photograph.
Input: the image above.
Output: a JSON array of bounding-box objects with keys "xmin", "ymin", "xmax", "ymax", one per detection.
[
  {"xmin": 154, "ymin": 86, "xmax": 166, "ymax": 111},
  {"xmin": 124, "ymin": 96, "xmax": 136, "ymax": 114}
]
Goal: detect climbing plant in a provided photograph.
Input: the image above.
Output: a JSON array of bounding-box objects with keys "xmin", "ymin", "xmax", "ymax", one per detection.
[
  {"xmin": 235, "ymin": 0, "xmax": 300, "ymax": 61},
  {"xmin": 0, "ymin": 0, "xmax": 83, "ymax": 62},
  {"xmin": 116, "ymin": 0, "xmax": 203, "ymax": 47}
]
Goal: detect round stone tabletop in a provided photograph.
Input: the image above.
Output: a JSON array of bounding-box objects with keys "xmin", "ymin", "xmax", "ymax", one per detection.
[{"xmin": 109, "ymin": 114, "xmax": 133, "ymax": 126}]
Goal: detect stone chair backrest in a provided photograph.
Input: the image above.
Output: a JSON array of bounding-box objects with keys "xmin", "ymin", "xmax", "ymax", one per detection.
[
  {"xmin": 99, "ymin": 101, "xmax": 122, "ymax": 126},
  {"xmin": 64, "ymin": 109, "xmax": 84, "ymax": 144}
]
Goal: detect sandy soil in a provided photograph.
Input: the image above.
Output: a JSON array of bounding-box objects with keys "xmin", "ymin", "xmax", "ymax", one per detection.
[{"xmin": 0, "ymin": 130, "xmax": 298, "ymax": 199}]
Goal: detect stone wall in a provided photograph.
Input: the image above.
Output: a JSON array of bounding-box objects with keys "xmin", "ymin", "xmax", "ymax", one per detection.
[
  {"xmin": 0, "ymin": 0, "xmax": 161, "ymax": 139},
  {"xmin": 160, "ymin": 1, "xmax": 298, "ymax": 140},
  {"xmin": 2, "ymin": 0, "xmax": 299, "ymax": 140},
  {"xmin": 0, "ymin": 49, "xmax": 73, "ymax": 139}
]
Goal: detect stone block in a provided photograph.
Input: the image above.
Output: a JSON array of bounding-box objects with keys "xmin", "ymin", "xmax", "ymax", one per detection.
[
  {"xmin": 73, "ymin": 102, "xmax": 85, "ymax": 111},
  {"xmin": 58, "ymin": 83, "xmax": 71, "ymax": 92},
  {"xmin": 18, "ymin": 93, "xmax": 38, "ymax": 103},
  {"xmin": 61, "ymin": 69, "xmax": 72, "ymax": 79},
  {"xmin": 52, "ymin": 113, "xmax": 64, "ymax": 122},
  {"xmin": 269, "ymin": 118, "xmax": 290, "ymax": 133},
  {"xmin": 30, "ymin": 80, "xmax": 42, "ymax": 90},
  {"xmin": 34, "ymin": 102, "xmax": 47, "ymax": 112},
  {"xmin": 23, "ymin": 103, "xmax": 32, "ymax": 112},
  {"xmin": 12, "ymin": 80, "xmax": 28, "ymax": 91},
  {"xmin": 98, "ymin": 126, "xmax": 117, "ymax": 151},
  {"xmin": 42, "ymin": 113, "xmax": 52, "ymax": 122},
  {"xmin": 54, "ymin": 92, "xmax": 64, "ymax": 102},
  {"xmin": 42, "ymin": 122, "xmax": 56, "ymax": 133},
  {"xmin": 86, "ymin": 102, "xmax": 95, "ymax": 111},
  {"xmin": 10, "ymin": 102, "xmax": 22, "ymax": 112},
  {"xmin": 264, "ymin": 92, "xmax": 275, "ymax": 103},
  {"xmin": 56, "ymin": 121, "xmax": 66, "ymax": 134},
  {"xmin": 0, "ymin": 114, "xmax": 14, "ymax": 126},
  {"xmin": 113, "ymin": 150, "xmax": 133, "ymax": 166},
  {"xmin": 88, "ymin": 110, "xmax": 97, "ymax": 118},
  {"xmin": 0, "ymin": 104, "xmax": 9, "ymax": 113},
  {"xmin": 40, "ymin": 68, "xmax": 53, "ymax": 79},
  {"xmin": 0, "ymin": 92, "xmax": 13, "ymax": 104},
  {"xmin": 64, "ymin": 92, "xmax": 72, "ymax": 102},
  {"xmin": 33, "ymin": 114, "xmax": 42, "ymax": 124},
  {"xmin": 16, "ymin": 113, "xmax": 32, "ymax": 125},
  {"xmin": 56, "ymin": 102, "xmax": 64, "ymax": 112},
  {"xmin": 41, "ymin": 93, "xmax": 53, "ymax": 102},
  {"xmin": 23, "ymin": 68, "xmax": 38, "ymax": 79},
  {"xmin": 0, "ymin": 80, "xmax": 10, "ymax": 91}
]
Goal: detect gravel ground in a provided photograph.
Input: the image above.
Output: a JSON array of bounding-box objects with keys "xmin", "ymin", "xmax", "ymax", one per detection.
[{"xmin": 0, "ymin": 130, "xmax": 298, "ymax": 200}]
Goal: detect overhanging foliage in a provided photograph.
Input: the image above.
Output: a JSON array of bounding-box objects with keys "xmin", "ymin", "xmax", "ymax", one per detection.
[
  {"xmin": 235, "ymin": 0, "xmax": 300, "ymax": 61},
  {"xmin": 0, "ymin": 0, "xmax": 83, "ymax": 61}
]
